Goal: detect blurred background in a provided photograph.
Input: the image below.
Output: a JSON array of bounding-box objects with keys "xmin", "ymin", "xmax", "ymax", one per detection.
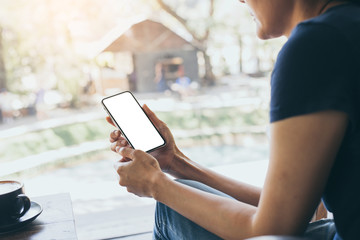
[{"xmin": 0, "ymin": 0, "xmax": 286, "ymax": 239}]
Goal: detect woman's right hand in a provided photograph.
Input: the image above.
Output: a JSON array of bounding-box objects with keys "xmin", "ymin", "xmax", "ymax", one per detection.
[{"xmin": 106, "ymin": 104, "xmax": 187, "ymax": 177}]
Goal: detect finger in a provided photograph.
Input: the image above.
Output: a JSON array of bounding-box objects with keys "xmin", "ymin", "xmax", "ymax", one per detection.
[
  {"xmin": 113, "ymin": 160, "xmax": 129, "ymax": 170},
  {"xmin": 106, "ymin": 116, "xmax": 116, "ymax": 127},
  {"xmin": 113, "ymin": 161, "xmax": 131, "ymax": 186},
  {"xmin": 119, "ymin": 157, "xmax": 131, "ymax": 162},
  {"xmin": 117, "ymin": 147, "xmax": 143, "ymax": 160},
  {"xmin": 116, "ymin": 139, "xmax": 129, "ymax": 146},
  {"xmin": 143, "ymin": 104, "xmax": 163, "ymax": 127},
  {"xmin": 110, "ymin": 140, "xmax": 129, "ymax": 152},
  {"xmin": 110, "ymin": 141, "xmax": 118, "ymax": 152},
  {"xmin": 110, "ymin": 130, "xmax": 121, "ymax": 141},
  {"xmin": 110, "ymin": 136, "xmax": 128, "ymax": 148}
]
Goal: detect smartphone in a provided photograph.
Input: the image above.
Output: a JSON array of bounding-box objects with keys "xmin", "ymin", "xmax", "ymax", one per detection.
[{"xmin": 102, "ymin": 91, "xmax": 166, "ymax": 153}]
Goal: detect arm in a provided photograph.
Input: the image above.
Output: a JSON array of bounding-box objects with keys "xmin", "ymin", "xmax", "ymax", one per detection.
[
  {"xmin": 168, "ymin": 153, "xmax": 262, "ymax": 206},
  {"xmin": 115, "ymin": 110, "xmax": 347, "ymax": 239},
  {"xmin": 107, "ymin": 104, "xmax": 261, "ymax": 206},
  {"xmin": 252, "ymin": 110, "xmax": 347, "ymax": 235}
]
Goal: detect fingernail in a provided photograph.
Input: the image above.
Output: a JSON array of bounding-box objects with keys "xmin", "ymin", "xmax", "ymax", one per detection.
[{"xmin": 115, "ymin": 146, "xmax": 120, "ymax": 152}]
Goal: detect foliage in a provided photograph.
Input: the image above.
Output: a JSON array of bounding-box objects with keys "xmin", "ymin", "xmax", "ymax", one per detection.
[
  {"xmin": 157, "ymin": 107, "xmax": 268, "ymax": 129},
  {"xmin": 0, "ymin": 106, "xmax": 267, "ymax": 163},
  {"xmin": 0, "ymin": 0, "xmax": 151, "ymax": 98},
  {"xmin": 0, "ymin": 0, "xmax": 284, "ymax": 99},
  {"xmin": 0, "ymin": 119, "xmax": 113, "ymax": 162},
  {"xmin": 151, "ymin": 0, "xmax": 284, "ymax": 77}
]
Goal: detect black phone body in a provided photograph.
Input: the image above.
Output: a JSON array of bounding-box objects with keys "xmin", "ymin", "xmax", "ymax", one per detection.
[{"xmin": 102, "ymin": 91, "xmax": 166, "ymax": 153}]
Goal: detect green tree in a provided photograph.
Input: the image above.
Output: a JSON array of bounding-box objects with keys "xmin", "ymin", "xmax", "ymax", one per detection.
[
  {"xmin": 154, "ymin": 0, "xmax": 216, "ymax": 85},
  {"xmin": 0, "ymin": 0, "xmax": 140, "ymax": 100}
]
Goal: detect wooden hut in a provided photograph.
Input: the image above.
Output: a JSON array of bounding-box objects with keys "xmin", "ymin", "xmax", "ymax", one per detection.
[{"xmin": 97, "ymin": 19, "xmax": 199, "ymax": 93}]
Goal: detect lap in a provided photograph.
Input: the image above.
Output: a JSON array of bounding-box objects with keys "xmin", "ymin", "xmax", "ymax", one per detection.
[
  {"xmin": 153, "ymin": 180, "xmax": 336, "ymax": 240},
  {"xmin": 153, "ymin": 179, "xmax": 227, "ymax": 240}
]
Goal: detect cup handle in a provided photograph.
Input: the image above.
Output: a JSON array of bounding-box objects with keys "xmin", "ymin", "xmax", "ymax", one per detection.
[{"xmin": 13, "ymin": 194, "xmax": 31, "ymax": 219}]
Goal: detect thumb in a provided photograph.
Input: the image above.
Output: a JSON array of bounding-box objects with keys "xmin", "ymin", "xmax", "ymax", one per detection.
[
  {"xmin": 113, "ymin": 160, "xmax": 131, "ymax": 171},
  {"xmin": 118, "ymin": 147, "xmax": 138, "ymax": 160},
  {"xmin": 143, "ymin": 104, "xmax": 163, "ymax": 126}
]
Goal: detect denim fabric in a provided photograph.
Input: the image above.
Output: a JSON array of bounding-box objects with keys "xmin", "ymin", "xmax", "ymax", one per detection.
[
  {"xmin": 303, "ymin": 219, "xmax": 336, "ymax": 240},
  {"xmin": 153, "ymin": 180, "xmax": 336, "ymax": 240},
  {"xmin": 153, "ymin": 179, "xmax": 231, "ymax": 240}
]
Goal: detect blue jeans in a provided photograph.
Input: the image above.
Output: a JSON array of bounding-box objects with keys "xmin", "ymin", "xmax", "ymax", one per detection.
[{"xmin": 153, "ymin": 180, "xmax": 336, "ymax": 240}]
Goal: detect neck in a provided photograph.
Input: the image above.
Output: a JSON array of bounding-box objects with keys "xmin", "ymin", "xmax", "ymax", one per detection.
[
  {"xmin": 283, "ymin": 0, "xmax": 348, "ymax": 37},
  {"xmin": 319, "ymin": 0, "xmax": 336, "ymax": 14},
  {"xmin": 319, "ymin": 0, "xmax": 349, "ymax": 14}
]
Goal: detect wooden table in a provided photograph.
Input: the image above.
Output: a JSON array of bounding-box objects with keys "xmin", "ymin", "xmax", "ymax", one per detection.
[{"xmin": 0, "ymin": 193, "xmax": 77, "ymax": 240}]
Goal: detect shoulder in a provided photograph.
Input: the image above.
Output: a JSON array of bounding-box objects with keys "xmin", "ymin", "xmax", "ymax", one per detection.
[
  {"xmin": 270, "ymin": 15, "xmax": 359, "ymax": 124},
  {"xmin": 272, "ymin": 22, "xmax": 352, "ymax": 92},
  {"xmin": 278, "ymin": 23, "xmax": 350, "ymax": 65},
  {"xmin": 270, "ymin": 4, "xmax": 360, "ymax": 125},
  {"xmin": 278, "ymin": 3, "xmax": 360, "ymax": 63},
  {"xmin": 273, "ymin": 16, "xmax": 358, "ymax": 83}
]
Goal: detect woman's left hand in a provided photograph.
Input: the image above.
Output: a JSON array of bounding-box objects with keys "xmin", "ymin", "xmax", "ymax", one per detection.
[{"xmin": 114, "ymin": 147, "xmax": 165, "ymax": 198}]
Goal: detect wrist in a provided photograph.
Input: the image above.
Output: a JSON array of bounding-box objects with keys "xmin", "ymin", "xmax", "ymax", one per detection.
[
  {"xmin": 166, "ymin": 151, "xmax": 189, "ymax": 178},
  {"xmin": 168, "ymin": 150, "xmax": 205, "ymax": 181},
  {"xmin": 151, "ymin": 172, "xmax": 170, "ymax": 201}
]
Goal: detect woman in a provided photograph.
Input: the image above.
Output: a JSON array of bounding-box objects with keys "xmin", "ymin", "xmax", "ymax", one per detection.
[{"xmin": 106, "ymin": 0, "xmax": 360, "ymax": 239}]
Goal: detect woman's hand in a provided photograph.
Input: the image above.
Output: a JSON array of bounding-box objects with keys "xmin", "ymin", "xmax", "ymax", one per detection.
[
  {"xmin": 106, "ymin": 104, "xmax": 187, "ymax": 176},
  {"xmin": 114, "ymin": 147, "xmax": 166, "ymax": 198}
]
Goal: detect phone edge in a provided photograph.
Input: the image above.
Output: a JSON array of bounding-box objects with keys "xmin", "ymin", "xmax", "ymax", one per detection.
[{"xmin": 101, "ymin": 91, "xmax": 166, "ymax": 153}]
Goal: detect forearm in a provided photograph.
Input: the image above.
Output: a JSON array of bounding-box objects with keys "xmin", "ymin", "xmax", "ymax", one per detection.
[
  {"xmin": 153, "ymin": 173, "xmax": 257, "ymax": 240},
  {"xmin": 168, "ymin": 152, "xmax": 261, "ymax": 206}
]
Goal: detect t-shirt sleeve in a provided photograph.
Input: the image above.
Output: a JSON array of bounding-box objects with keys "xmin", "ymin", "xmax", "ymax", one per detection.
[{"xmin": 270, "ymin": 23, "xmax": 359, "ymax": 128}]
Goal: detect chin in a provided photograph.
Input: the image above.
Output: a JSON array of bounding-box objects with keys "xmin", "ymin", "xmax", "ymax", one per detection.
[
  {"xmin": 256, "ymin": 26, "xmax": 283, "ymax": 40},
  {"xmin": 256, "ymin": 31, "xmax": 270, "ymax": 40},
  {"xmin": 256, "ymin": 28, "xmax": 271, "ymax": 40}
]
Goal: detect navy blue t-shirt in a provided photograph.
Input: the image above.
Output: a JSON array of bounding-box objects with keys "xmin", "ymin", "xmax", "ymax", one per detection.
[{"xmin": 270, "ymin": 3, "xmax": 360, "ymax": 240}]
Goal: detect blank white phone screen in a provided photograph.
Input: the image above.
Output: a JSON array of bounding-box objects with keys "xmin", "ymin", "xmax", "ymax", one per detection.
[{"xmin": 103, "ymin": 92, "xmax": 165, "ymax": 152}]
